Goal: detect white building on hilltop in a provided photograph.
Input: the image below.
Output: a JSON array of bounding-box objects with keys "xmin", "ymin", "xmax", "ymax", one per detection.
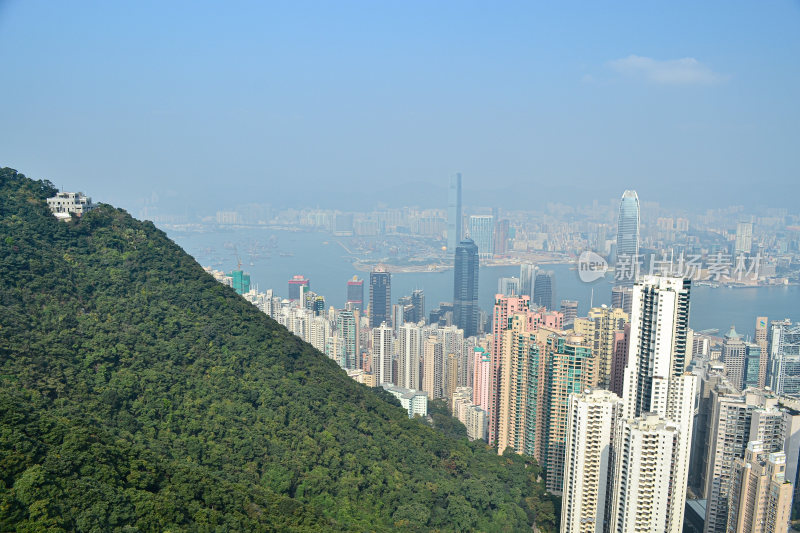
[
  {"xmin": 381, "ymin": 384, "xmax": 427, "ymax": 418},
  {"xmin": 47, "ymin": 192, "xmax": 95, "ymax": 220}
]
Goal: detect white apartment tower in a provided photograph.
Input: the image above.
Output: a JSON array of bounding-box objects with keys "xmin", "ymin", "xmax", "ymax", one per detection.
[
  {"xmin": 615, "ymin": 275, "xmax": 697, "ymax": 532},
  {"xmin": 372, "ymin": 323, "xmax": 393, "ymax": 386},
  {"xmin": 560, "ymin": 389, "xmax": 623, "ymax": 533},
  {"xmin": 397, "ymin": 323, "xmax": 422, "ymax": 390},
  {"xmin": 609, "ymin": 414, "xmax": 681, "ymax": 533}
]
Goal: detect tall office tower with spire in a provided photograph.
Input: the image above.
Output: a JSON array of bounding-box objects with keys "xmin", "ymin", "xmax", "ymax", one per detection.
[
  {"xmin": 560, "ymin": 389, "xmax": 622, "ymax": 533},
  {"xmin": 614, "ymin": 190, "xmax": 640, "ymax": 287},
  {"xmin": 346, "ymin": 276, "xmax": 364, "ymax": 310},
  {"xmin": 532, "ymin": 271, "xmax": 555, "ymax": 310},
  {"xmin": 468, "ymin": 215, "xmax": 495, "ymax": 258},
  {"xmin": 618, "ymin": 275, "xmax": 697, "ymax": 532},
  {"xmin": 453, "ymin": 238, "xmax": 479, "ymax": 338},
  {"xmin": 727, "ymin": 442, "xmax": 793, "ymax": 533},
  {"xmin": 756, "ymin": 317, "xmax": 769, "ymax": 388},
  {"xmin": 372, "ymin": 323, "xmax": 393, "ymax": 386},
  {"xmin": 446, "ymin": 173, "xmax": 462, "ymax": 253},
  {"xmin": 397, "ymin": 323, "xmax": 422, "ymax": 390},
  {"xmin": 369, "ymin": 267, "xmax": 391, "ymax": 328},
  {"xmin": 574, "ymin": 306, "xmax": 629, "ymax": 389}
]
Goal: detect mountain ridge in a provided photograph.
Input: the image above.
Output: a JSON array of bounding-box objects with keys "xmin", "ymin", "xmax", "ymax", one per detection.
[{"xmin": 0, "ymin": 167, "xmax": 556, "ymax": 532}]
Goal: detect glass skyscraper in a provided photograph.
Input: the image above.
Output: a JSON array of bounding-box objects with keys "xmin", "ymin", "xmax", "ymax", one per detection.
[
  {"xmin": 447, "ymin": 173, "xmax": 462, "ymax": 253},
  {"xmin": 453, "ymin": 238, "xmax": 479, "ymax": 338},
  {"xmin": 369, "ymin": 268, "xmax": 391, "ymax": 328},
  {"xmin": 468, "ymin": 215, "xmax": 495, "ymax": 259},
  {"xmin": 533, "ymin": 271, "xmax": 555, "ymax": 310},
  {"xmin": 615, "ymin": 190, "xmax": 640, "ymax": 287}
]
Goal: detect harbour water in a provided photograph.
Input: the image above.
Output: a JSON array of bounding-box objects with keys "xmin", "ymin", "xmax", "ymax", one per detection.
[{"xmin": 165, "ymin": 226, "xmax": 799, "ymax": 337}]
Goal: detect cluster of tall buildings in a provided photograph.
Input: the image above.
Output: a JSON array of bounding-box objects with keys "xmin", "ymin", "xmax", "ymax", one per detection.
[{"xmin": 205, "ymin": 181, "xmax": 799, "ymax": 532}]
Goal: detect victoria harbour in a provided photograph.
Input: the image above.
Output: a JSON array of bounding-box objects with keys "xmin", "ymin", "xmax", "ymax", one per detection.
[{"xmin": 166, "ymin": 226, "xmax": 799, "ymax": 336}]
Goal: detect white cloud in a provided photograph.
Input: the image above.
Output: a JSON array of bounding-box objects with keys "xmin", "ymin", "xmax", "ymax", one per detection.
[{"xmin": 608, "ymin": 55, "xmax": 728, "ymax": 85}]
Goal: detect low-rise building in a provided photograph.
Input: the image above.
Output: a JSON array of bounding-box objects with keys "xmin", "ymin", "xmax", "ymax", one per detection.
[
  {"xmin": 47, "ymin": 191, "xmax": 95, "ymax": 220},
  {"xmin": 381, "ymin": 384, "xmax": 427, "ymax": 418}
]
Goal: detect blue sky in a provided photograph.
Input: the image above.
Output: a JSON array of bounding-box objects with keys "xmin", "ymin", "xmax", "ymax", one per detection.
[{"xmin": 1, "ymin": 1, "xmax": 798, "ymax": 213}]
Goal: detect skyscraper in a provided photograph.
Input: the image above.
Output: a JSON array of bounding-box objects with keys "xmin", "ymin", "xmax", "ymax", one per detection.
[
  {"xmin": 533, "ymin": 271, "xmax": 555, "ymax": 310},
  {"xmin": 346, "ymin": 276, "xmax": 364, "ymax": 310},
  {"xmin": 558, "ymin": 300, "xmax": 578, "ymax": 325},
  {"xmin": 493, "ymin": 219, "xmax": 509, "ymax": 257},
  {"xmin": 727, "ymin": 442, "xmax": 793, "ymax": 533},
  {"xmin": 453, "ymin": 238, "xmax": 479, "ymax": 338},
  {"xmin": 619, "ymin": 275, "xmax": 697, "ymax": 532},
  {"xmin": 542, "ymin": 332, "xmax": 596, "ymax": 494},
  {"xmin": 735, "ymin": 221, "xmax": 753, "ymax": 255},
  {"xmin": 519, "ymin": 263, "xmax": 536, "ymax": 300},
  {"xmin": 372, "ymin": 323, "xmax": 393, "ymax": 385},
  {"xmin": 573, "ymin": 306, "xmax": 629, "ymax": 390},
  {"xmin": 496, "ymin": 313, "xmax": 542, "ymax": 457},
  {"xmin": 369, "ymin": 268, "xmax": 391, "ymax": 328},
  {"xmin": 560, "ymin": 389, "xmax": 622, "ymax": 533},
  {"xmin": 397, "ymin": 323, "xmax": 422, "ymax": 390},
  {"xmin": 288, "ymin": 275, "xmax": 309, "ymax": 300},
  {"xmin": 446, "ymin": 173, "xmax": 462, "ymax": 253},
  {"xmin": 769, "ymin": 320, "xmax": 800, "ymax": 395},
  {"xmin": 337, "ymin": 310, "xmax": 357, "ymax": 370},
  {"xmin": 410, "ymin": 289, "xmax": 424, "ymax": 324},
  {"xmin": 703, "ymin": 388, "xmax": 785, "ymax": 533},
  {"xmin": 422, "ymin": 337, "xmax": 444, "ymax": 400},
  {"xmin": 609, "ymin": 414, "xmax": 683, "ymax": 533},
  {"xmin": 468, "ymin": 215, "xmax": 495, "ymax": 259},
  {"xmin": 756, "ymin": 316, "xmax": 769, "ymax": 388},
  {"xmin": 614, "ymin": 190, "xmax": 640, "ymax": 287},
  {"xmin": 722, "ymin": 325, "xmax": 747, "ymax": 390}
]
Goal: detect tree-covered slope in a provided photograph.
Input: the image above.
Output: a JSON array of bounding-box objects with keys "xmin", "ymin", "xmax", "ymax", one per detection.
[{"xmin": 0, "ymin": 168, "xmax": 556, "ymax": 532}]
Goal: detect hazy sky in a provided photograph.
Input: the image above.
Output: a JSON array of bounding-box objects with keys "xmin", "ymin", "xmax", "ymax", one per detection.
[{"xmin": 1, "ymin": 1, "xmax": 798, "ymax": 213}]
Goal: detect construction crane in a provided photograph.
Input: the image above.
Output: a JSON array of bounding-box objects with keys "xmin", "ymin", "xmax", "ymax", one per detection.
[{"xmin": 233, "ymin": 245, "xmax": 242, "ymax": 270}]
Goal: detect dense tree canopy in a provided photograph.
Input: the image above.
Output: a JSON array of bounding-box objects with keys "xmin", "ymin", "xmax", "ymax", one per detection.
[{"xmin": 0, "ymin": 168, "xmax": 557, "ymax": 532}]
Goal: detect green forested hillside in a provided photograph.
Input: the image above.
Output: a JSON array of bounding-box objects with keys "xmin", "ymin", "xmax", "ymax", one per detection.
[{"xmin": 0, "ymin": 168, "xmax": 557, "ymax": 532}]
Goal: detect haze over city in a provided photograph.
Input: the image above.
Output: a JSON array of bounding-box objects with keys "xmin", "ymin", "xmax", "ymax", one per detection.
[
  {"xmin": 3, "ymin": 2, "xmax": 800, "ymax": 532},
  {"xmin": 2, "ymin": 1, "xmax": 799, "ymax": 213}
]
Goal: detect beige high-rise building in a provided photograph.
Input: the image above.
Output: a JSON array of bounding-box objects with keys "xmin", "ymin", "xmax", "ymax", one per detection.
[
  {"xmin": 756, "ymin": 317, "xmax": 769, "ymax": 388},
  {"xmin": 445, "ymin": 353, "xmax": 458, "ymax": 404},
  {"xmin": 609, "ymin": 414, "xmax": 681, "ymax": 533},
  {"xmin": 704, "ymin": 389, "xmax": 784, "ymax": 533},
  {"xmin": 496, "ymin": 313, "xmax": 542, "ymax": 458},
  {"xmin": 422, "ymin": 337, "xmax": 444, "ymax": 399},
  {"xmin": 726, "ymin": 441, "xmax": 793, "ymax": 533},
  {"xmin": 574, "ymin": 305, "xmax": 628, "ymax": 389},
  {"xmin": 560, "ymin": 389, "xmax": 622, "ymax": 533}
]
